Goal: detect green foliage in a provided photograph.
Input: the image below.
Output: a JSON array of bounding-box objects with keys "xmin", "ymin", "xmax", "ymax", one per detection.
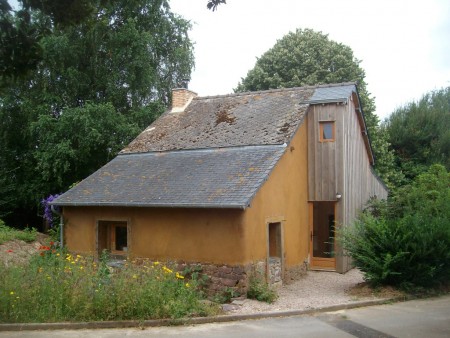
[
  {"xmin": 0, "ymin": 249, "xmax": 215, "ymax": 323},
  {"xmin": 0, "ymin": 221, "xmax": 38, "ymax": 244},
  {"xmin": 340, "ymin": 165, "xmax": 450, "ymax": 289},
  {"xmin": 235, "ymin": 28, "xmax": 398, "ymax": 189},
  {"xmin": 247, "ymin": 273, "xmax": 277, "ymax": 303},
  {"xmin": 385, "ymin": 87, "xmax": 450, "ymax": 183},
  {"xmin": 0, "ymin": 0, "xmax": 194, "ymax": 226},
  {"xmin": 235, "ymin": 29, "xmax": 375, "ymax": 115}
]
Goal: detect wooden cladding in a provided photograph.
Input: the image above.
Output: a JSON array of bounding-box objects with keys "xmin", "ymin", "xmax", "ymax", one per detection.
[{"xmin": 307, "ymin": 105, "xmax": 340, "ymax": 201}]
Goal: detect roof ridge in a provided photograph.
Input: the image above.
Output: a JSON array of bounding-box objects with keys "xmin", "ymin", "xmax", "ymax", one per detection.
[
  {"xmin": 118, "ymin": 144, "xmax": 287, "ymax": 157},
  {"xmin": 194, "ymin": 82, "xmax": 357, "ymax": 100}
]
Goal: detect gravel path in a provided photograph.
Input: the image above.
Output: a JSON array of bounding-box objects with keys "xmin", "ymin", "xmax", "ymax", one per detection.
[{"xmin": 225, "ymin": 269, "xmax": 378, "ymax": 314}]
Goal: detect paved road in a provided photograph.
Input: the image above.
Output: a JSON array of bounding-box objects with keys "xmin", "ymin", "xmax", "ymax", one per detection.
[{"xmin": 2, "ymin": 295, "xmax": 449, "ymax": 338}]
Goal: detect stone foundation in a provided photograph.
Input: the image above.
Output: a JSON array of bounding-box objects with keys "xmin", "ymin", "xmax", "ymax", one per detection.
[{"xmin": 134, "ymin": 258, "xmax": 309, "ymax": 297}]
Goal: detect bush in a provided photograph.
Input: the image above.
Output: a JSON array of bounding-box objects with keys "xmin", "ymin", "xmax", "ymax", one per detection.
[
  {"xmin": 0, "ymin": 247, "xmax": 216, "ymax": 323},
  {"xmin": 247, "ymin": 273, "xmax": 277, "ymax": 303},
  {"xmin": 339, "ymin": 165, "xmax": 450, "ymax": 290}
]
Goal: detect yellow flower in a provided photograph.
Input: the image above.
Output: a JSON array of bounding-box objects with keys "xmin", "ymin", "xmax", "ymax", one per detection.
[
  {"xmin": 9, "ymin": 291, "xmax": 14, "ymax": 295},
  {"xmin": 79, "ymin": 266, "xmax": 84, "ymax": 270},
  {"xmin": 38, "ymin": 267, "xmax": 43, "ymax": 273},
  {"xmin": 176, "ymin": 272, "xmax": 185, "ymax": 279},
  {"xmin": 132, "ymin": 274, "xmax": 138, "ymax": 279},
  {"xmin": 56, "ymin": 253, "xmax": 60, "ymax": 256},
  {"xmin": 153, "ymin": 261, "xmax": 160, "ymax": 266},
  {"xmin": 76, "ymin": 254, "xmax": 82, "ymax": 259},
  {"xmin": 163, "ymin": 266, "xmax": 173, "ymax": 273},
  {"xmin": 185, "ymin": 283, "xmax": 190, "ymax": 288}
]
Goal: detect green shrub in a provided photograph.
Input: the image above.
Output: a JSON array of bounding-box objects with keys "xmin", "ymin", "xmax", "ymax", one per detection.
[
  {"xmin": 247, "ymin": 274, "xmax": 277, "ymax": 303},
  {"xmin": 339, "ymin": 165, "xmax": 450, "ymax": 290},
  {"xmin": 0, "ymin": 248, "xmax": 216, "ymax": 323},
  {"xmin": 0, "ymin": 221, "xmax": 38, "ymax": 244}
]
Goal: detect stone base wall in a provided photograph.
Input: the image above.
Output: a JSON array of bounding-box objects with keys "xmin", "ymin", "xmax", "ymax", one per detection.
[
  {"xmin": 134, "ymin": 258, "xmax": 309, "ymax": 298},
  {"xmin": 284, "ymin": 260, "xmax": 309, "ymax": 284}
]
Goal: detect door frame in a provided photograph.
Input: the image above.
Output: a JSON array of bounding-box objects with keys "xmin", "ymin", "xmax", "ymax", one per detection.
[{"xmin": 309, "ymin": 202, "xmax": 336, "ymax": 270}]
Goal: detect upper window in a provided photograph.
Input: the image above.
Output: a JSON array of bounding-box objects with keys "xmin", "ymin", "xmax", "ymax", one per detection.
[{"xmin": 319, "ymin": 121, "xmax": 335, "ymax": 142}]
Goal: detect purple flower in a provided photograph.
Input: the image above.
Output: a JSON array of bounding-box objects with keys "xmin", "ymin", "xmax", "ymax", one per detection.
[{"xmin": 41, "ymin": 194, "xmax": 61, "ymax": 228}]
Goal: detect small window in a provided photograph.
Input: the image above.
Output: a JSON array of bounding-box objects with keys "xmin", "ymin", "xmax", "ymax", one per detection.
[
  {"xmin": 268, "ymin": 222, "xmax": 282, "ymax": 258},
  {"xmin": 319, "ymin": 121, "xmax": 335, "ymax": 142},
  {"xmin": 98, "ymin": 221, "xmax": 128, "ymax": 255}
]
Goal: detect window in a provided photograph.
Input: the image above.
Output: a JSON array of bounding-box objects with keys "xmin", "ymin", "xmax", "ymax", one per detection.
[
  {"xmin": 98, "ymin": 221, "xmax": 128, "ymax": 255},
  {"xmin": 319, "ymin": 121, "xmax": 335, "ymax": 142},
  {"xmin": 268, "ymin": 222, "xmax": 282, "ymax": 258}
]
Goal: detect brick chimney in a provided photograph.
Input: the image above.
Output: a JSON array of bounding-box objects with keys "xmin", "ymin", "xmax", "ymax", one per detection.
[{"xmin": 171, "ymin": 88, "xmax": 197, "ymax": 113}]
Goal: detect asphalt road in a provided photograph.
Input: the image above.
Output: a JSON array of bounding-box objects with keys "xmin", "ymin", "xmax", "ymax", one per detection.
[{"xmin": 2, "ymin": 295, "xmax": 449, "ymax": 338}]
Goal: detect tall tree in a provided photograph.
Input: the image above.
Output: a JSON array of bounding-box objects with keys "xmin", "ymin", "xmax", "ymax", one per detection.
[
  {"xmin": 235, "ymin": 28, "xmax": 399, "ymax": 189},
  {"xmin": 0, "ymin": 0, "xmax": 194, "ymax": 227},
  {"xmin": 385, "ymin": 87, "xmax": 450, "ymax": 183}
]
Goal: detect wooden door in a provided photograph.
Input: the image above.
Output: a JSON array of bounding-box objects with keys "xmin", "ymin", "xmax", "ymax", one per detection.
[{"xmin": 309, "ymin": 202, "xmax": 336, "ymax": 270}]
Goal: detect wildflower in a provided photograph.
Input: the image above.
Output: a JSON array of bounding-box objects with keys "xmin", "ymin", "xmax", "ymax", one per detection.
[
  {"xmin": 95, "ymin": 289, "xmax": 99, "ymax": 292},
  {"xmin": 79, "ymin": 266, "xmax": 84, "ymax": 270},
  {"xmin": 10, "ymin": 291, "xmax": 14, "ymax": 295},
  {"xmin": 50, "ymin": 241, "xmax": 54, "ymax": 246},
  {"xmin": 38, "ymin": 267, "xmax": 43, "ymax": 273},
  {"xmin": 6, "ymin": 249, "xmax": 13, "ymax": 253},
  {"xmin": 153, "ymin": 261, "xmax": 160, "ymax": 266},
  {"xmin": 132, "ymin": 274, "xmax": 138, "ymax": 279},
  {"xmin": 185, "ymin": 283, "xmax": 190, "ymax": 288},
  {"xmin": 56, "ymin": 253, "xmax": 60, "ymax": 257},
  {"xmin": 176, "ymin": 272, "xmax": 185, "ymax": 279},
  {"xmin": 163, "ymin": 266, "xmax": 173, "ymax": 274},
  {"xmin": 76, "ymin": 254, "xmax": 82, "ymax": 259}
]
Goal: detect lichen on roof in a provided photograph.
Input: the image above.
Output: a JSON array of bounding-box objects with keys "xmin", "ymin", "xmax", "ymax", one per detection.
[{"xmin": 121, "ymin": 87, "xmax": 314, "ymax": 154}]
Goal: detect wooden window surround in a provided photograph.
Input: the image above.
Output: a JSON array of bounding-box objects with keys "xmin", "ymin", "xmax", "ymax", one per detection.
[
  {"xmin": 319, "ymin": 121, "xmax": 335, "ymax": 142},
  {"xmin": 98, "ymin": 221, "xmax": 128, "ymax": 256}
]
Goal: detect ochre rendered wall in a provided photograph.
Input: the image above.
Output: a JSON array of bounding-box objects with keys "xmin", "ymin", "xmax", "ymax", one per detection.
[
  {"xmin": 241, "ymin": 122, "xmax": 310, "ymax": 268},
  {"xmin": 63, "ymin": 207, "xmax": 246, "ymax": 264},
  {"xmin": 63, "ymin": 122, "xmax": 309, "ymax": 269}
]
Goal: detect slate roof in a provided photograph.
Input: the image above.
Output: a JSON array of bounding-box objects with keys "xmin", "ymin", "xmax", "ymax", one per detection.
[
  {"xmin": 121, "ymin": 87, "xmax": 314, "ymax": 153},
  {"xmin": 303, "ymin": 84, "xmax": 356, "ymax": 104},
  {"xmin": 53, "ymin": 82, "xmax": 363, "ymax": 208},
  {"xmin": 53, "ymin": 145, "xmax": 286, "ymax": 208}
]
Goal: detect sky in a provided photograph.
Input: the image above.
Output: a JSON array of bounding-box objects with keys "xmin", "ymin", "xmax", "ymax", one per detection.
[{"xmin": 170, "ymin": 0, "xmax": 450, "ymax": 120}]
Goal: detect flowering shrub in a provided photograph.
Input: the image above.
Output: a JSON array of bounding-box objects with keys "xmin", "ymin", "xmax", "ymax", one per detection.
[{"xmin": 40, "ymin": 194, "xmax": 61, "ymax": 228}]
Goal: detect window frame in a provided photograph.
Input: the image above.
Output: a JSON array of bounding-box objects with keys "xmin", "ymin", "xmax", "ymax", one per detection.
[{"xmin": 319, "ymin": 121, "xmax": 335, "ymax": 142}]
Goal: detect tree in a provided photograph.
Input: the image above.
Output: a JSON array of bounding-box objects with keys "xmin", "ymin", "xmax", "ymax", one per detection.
[
  {"xmin": 1, "ymin": 0, "xmax": 221, "ymax": 82},
  {"xmin": 384, "ymin": 87, "xmax": 450, "ymax": 183},
  {"xmin": 0, "ymin": 0, "xmax": 194, "ymax": 227},
  {"xmin": 235, "ymin": 28, "xmax": 399, "ymax": 188}
]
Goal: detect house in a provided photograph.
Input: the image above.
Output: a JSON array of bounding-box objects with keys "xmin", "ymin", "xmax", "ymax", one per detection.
[{"xmin": 52, "ymin": 82, "xmax": 388, "ymax": 293}]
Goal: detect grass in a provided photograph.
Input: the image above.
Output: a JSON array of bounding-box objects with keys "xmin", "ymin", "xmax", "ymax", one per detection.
[
  {"xmin": 0, "ymin": 247, "xmax": 218, "ymax": 323},
  {"xmin": 0, "ymin": 221, "xmax": 38, "ymax": 244}
]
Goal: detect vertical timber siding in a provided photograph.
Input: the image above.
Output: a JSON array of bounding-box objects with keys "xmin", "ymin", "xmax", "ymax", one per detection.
[{"xmin": 308, "ymin": 98, "xmax": 388, "ymax": 273}]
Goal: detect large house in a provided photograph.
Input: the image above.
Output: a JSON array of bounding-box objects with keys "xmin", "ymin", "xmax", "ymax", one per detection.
[{"xmin": 53, "ymin": 83, "xmax": 387, "ymax": 293}]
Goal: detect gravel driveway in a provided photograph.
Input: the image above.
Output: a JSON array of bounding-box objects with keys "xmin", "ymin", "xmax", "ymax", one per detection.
[{"xmin": 225, "ymin": 269, "xmax": 382, "ymax": 314}]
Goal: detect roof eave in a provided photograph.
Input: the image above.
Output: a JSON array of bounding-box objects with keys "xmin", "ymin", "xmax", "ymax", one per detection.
[{"xmin": 50, "ymin": 201, "xmax": 248, "ymax": 210}]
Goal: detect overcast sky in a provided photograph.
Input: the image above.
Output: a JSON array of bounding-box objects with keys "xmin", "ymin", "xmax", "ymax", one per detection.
[{"xmin": 170, "ymin": 0, "xmax": 450, "ymax": 120}]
